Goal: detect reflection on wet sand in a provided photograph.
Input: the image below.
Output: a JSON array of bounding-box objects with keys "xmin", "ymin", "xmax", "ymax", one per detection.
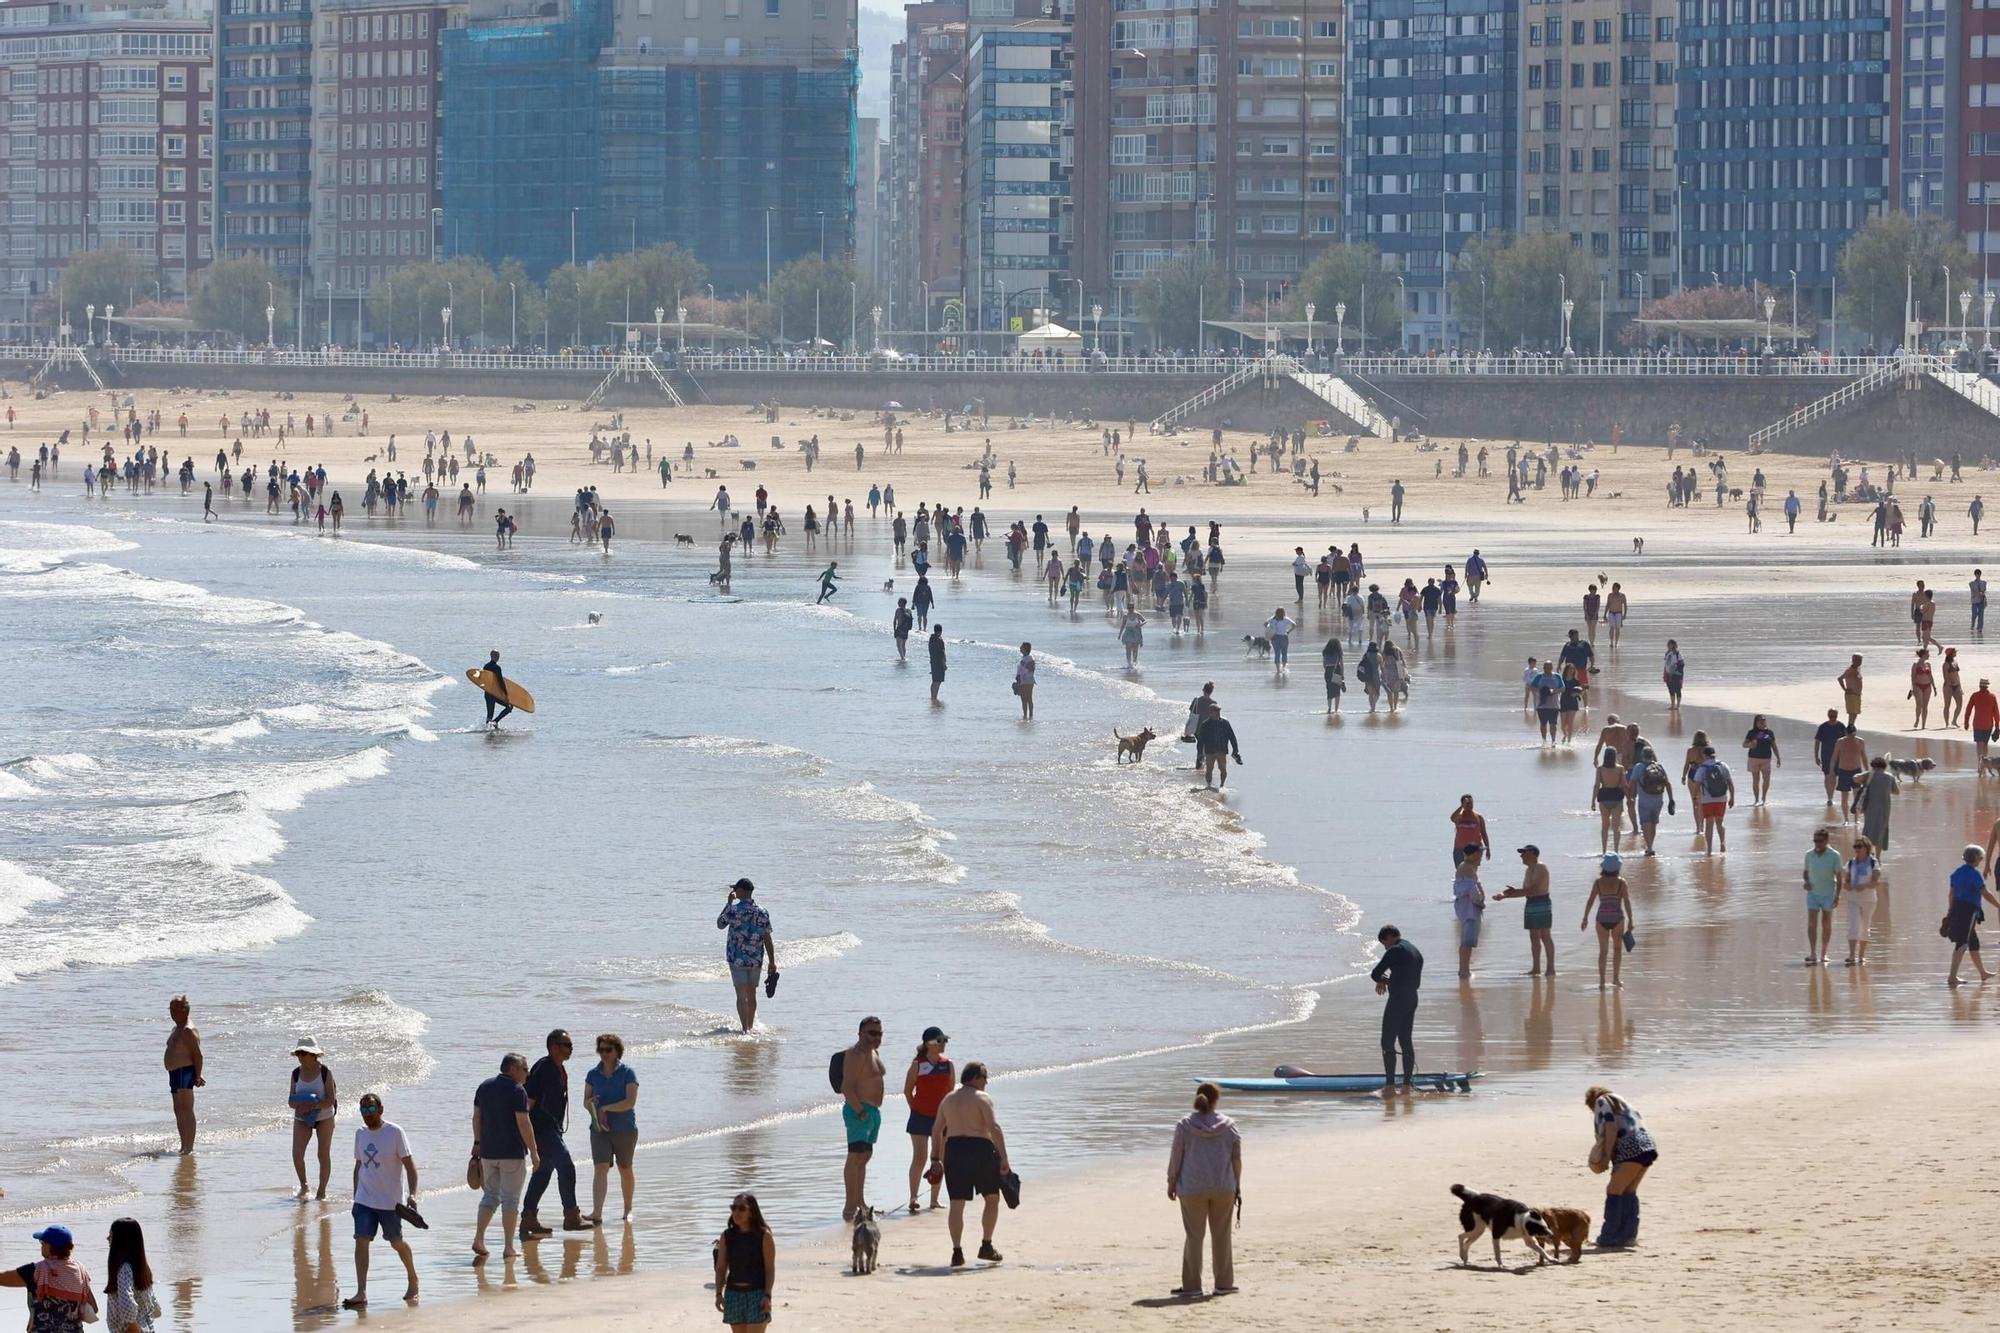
[
  {"xmin": 1523, "ymin": 978, "xmax": 1555, "ymax": 1070},
  {"xmin": 292, "ymin": 1214, "xmax": 340, "ymax": 1322},
  {"xmin": 169, "ymin": 1156, "xmax": 202, "ymax": 1328},
  {"xmin": 521, "ymin": 1235, "xmax": 590, "ymax": 1285}
]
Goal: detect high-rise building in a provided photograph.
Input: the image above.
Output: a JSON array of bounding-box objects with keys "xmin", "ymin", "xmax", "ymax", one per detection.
[
  {"xmin": 1676, "ymin": 0, "xmax": 1889, "ymax": 310},
  {"xmin": 214, "ymin": 0, "xmax": 313, "ymax": 281},
  {"xmin": 1070, "ymin": 1, "xmax": 1345, "ymax": 322},
  {"xmin": 887, "ymin": 2, "xmax": 965, "ymax": 335},
  {"xmin": 0, "ymin": 0, "xmax": 215, "ymax": 319},
  {"xmin": 1891, "ymin": 0, "xmax": 1951, "ymax": 220},
  {"xmin": 1518, "ymin": 0, "xmax": 1679, "ymax": 326},
  {"xmin": 1962, "ymin": 0, "xmax": 2000, "ymax": 299},
  {"xmin": 310, "ymin": 0, "xmax": 455, "ymax": 339},
  {"xmin": 855, "ymin": 114, "xmax": 883, "ymax": 290},
  {"xmin": 443, "ymin": 0, "xmax": 858, "ymax": 293},
  {"xmin": 1346, "ymin": 0, "xmax": 1519, "ymax": 350},
  {"xmin": 962, "ymin": 17, "xmax": 1068, "ymax": 336}
]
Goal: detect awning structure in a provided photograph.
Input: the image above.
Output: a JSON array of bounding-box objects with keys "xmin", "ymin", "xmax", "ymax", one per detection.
[{"xmin": 1016, "ymin": 321, "xmax": 1083, "ymax": 348}]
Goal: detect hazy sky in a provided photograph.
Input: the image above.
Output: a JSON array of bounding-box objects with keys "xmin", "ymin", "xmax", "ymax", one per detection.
[{"xmin": 857, "ymin": 1, "xmax": 899, "ymax": 125}]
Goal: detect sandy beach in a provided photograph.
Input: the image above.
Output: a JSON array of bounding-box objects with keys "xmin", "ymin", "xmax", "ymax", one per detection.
[
  {"xmin": 373, "ymin": 1036, "xmax": 1997, "ymax": 1333},
  {"xmin": 6, "ymin": 374, "xmax": 2000, "ymax": 1331}
]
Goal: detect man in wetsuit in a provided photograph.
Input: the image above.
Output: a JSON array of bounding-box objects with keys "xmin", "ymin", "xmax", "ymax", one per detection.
[
  {"xmin": 1370, "ymin": 926, "xmax": 1423, "ymax": 1092},
  {"xmin": 477, "ymin": 650, "xmax": 512, "ymax": 729}
]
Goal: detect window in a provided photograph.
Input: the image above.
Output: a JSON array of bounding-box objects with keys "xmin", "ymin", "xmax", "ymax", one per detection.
[{"xmin": 767, "ymin": 0, "xmax": 780, "ymax": 12}]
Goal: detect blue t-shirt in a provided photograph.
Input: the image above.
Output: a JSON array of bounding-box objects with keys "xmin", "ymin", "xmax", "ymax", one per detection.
[
  {"xmin": 585, "ymin": 1063, "xmax": 639, "ymax": 1133},
  {"xmin": 1952, "ymin": 864, "xmax": 1987, "ymax": 905},
  {"xmin": 474, "ymin": 1075, "xmax": 530, "ymax": 1159}
]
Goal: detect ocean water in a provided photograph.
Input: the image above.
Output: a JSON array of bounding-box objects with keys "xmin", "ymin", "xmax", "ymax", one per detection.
[{"xmin": 2, "ymin": 483, "xmax": 1993, "ymax": 1328}]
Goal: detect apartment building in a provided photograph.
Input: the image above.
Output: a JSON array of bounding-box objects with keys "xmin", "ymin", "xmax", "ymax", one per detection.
[
  {"xmin": 887, "ymin": 3, "xmax": 967, "ymax": 333},
  {"xmin": 214, "ymin": 0, "xmax": 312, "ymax": 280},
  {"xmin": 1519, "ymin": 0, "xmax": 1678, "ymax": 324},
  {"xmin": 0, "ymin": 0, "xmax": 214, "ymax": 319},
  {"xmin": 308, "ymin": 0, "xmax": 453, "ymax": 336},
  {"xmin": 1070, "ymin": 1, "xmax": 1344, "ymax": 315},
  {"xmin": 1892, "ymin": 0, "xmax": 1952, "ymax": 220},
  {"xmin": 1346, "ymin": 0, "xmax": 1519, "ymax": 349},
  {"xmin": 962, "ymin": 17, "xmax": 1068, "ymax": 334},
  {"xmin": 1964, "ymin": 0, "xmax": 2000, "ymax": 296},
  {"xmin": 1676, "ymin": 0, "xmax": 1889, "ymax": 310}
]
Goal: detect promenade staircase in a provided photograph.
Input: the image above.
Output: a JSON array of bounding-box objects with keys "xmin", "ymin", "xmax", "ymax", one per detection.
[
  {"xmin": 1746, "ymin": 355, "xmax": 1915, "ymax": 452},
  {"xmin": 1150, "ymin": 354, "xmax": 1385, "ymax": 435},
  {"xmin": 583, "ymin": 351, "xmax": 685, "ymax": 411},
  {"xmin": 1285, "ymin": 367, "xmax": 1390, "ymax": 436},
  {"xmin": 27, "ymin": 346, "xmax": 104, "ymax": 392},
  {"xmin": 1927, "ymin": 361, "xmax": 2000, "ymax": 420}
]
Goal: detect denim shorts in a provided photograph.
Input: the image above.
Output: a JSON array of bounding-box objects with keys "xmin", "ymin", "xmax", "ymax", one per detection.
[
  {"xmin": 352, "ymin": 1202, "xmax": 402, "ymax": 1242},
  {"xmin": 478, "ymin": 1157, "xmax": 528, "ymax": 1212}
]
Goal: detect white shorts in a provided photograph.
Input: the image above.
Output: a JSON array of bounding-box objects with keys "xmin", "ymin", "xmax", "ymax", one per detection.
[{"xmin": 1606, "ymin": 613, "xmax": 1624, "ymax": 627}]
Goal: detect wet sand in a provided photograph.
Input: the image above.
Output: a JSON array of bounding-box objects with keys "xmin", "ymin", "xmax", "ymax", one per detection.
[{"xmin": 8, "ymin": 381, "xmax": 2000, "ymax": 1327}]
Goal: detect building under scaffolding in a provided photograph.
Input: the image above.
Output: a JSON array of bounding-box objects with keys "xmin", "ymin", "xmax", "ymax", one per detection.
[{"xmin": 444, "ymin": 0, "xmax": 858, "ymax": 292}]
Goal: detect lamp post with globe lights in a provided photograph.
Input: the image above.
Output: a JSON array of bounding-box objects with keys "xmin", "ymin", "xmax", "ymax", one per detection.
[
  {"xmin": 1960, "ymin": 289, "xmax": 1973, "ymax": 352},
  {"xmin": 677, "ymin": 304, "xmax": 687, "ymax": 353},
  {"xmin": 104, "ymin": 304, "xmax": 114, "ymax": 346},
  {"xmin": 655, "ymin": 306, "xmax": 665, "ymax": 353},
  {"xmin": 85, "ymin": 304, "xmax": 95, "ymax": 346},
  {"xmin": 1305, "ymin": 302, "xmax": 1315, "ymax": 358},
  {"xmin": 266, "ymin": 303, "xmax": 276, "ymax": 348},
  {"xmin": 1335, "ymin": 301, "xmax": 1345, "ymax": 355},
  {"xmin": 1763, "ymin": 294, "xmax": 1775, "ymax": 354},
  {"xmin": 1561, "ymin": 298, "xmax": 1574, "ymax": 356},
  {"xmin": 1092, "ymin": 303, "xmax": 1102, "ymax": 353},
  {"xmin": 441, "ymin": 305, "xmax": 453, "ymax": 353}
]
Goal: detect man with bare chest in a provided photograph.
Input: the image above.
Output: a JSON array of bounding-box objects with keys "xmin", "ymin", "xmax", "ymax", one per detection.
[
  {"xmin": 839, "ymin": 1016, "xmax": 885, "ymax": 1221},
  {"xmin": 165, "ymin": 994, "xmax": 204, "ymax": 1154}
]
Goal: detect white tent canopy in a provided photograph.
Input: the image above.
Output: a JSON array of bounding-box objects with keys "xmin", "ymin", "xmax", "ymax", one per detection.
[{"xmin": 1016, "ymin": 321, "xmax": 1083, "ymax": 350}]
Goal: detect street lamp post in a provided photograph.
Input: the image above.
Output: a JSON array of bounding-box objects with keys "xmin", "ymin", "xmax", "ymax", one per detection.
[
  {"xmin": 441, "ymin": 305, "xmax": 452, "ymax": 354},
  {"xmin": 104, "ymin": 304, "xmax": 113, "ymax": 346},
  {"xmin": 1762, "ymin": 295, "xmax": 1775, "ymax": 353},
  {"xmin": 1789, "ymin": 269, "xmax": 1799, "ymax": 351},
  {"xmin": 871, "ymin": 304, "xmax": 882, "ymax": 352},
  {"xmin": 1478, "ymin": 274, "xmax": 1487, "ymax": 352},
  {"xmin": 1305, "ymin": 302, "xmax": 1315, "ymax": 357},
  {"xmin": 509, "ymin": 282, "xmax": 518, "ymax": 349},
  {"xmin": 849, "ymin": 280, "xmax": 857, "ymax": 352},
  {"xmin": 1558, "ymin": 272, "xmax": 1567, "ymax": 354},
  {"xmin": 1092, "ymin": 303, "xmax": 1103, "ymax": 353},
  {"xmin": 1961, "ymin": 289, "xmax": 1974, "ymax": 350},
  {"xmin": 265, "ymin": 302, "xmax": 275, "ymax": 348},
  {"xmin": 655, "ymin": 305, "xmax": 665, "ymax": 353},
  {"xmin": 85, "ymin": 304, "xmax": 95, "ymax": 345},
  {"xmin": 1986, "ymin": 290, "xmax": 1996, "ymax": 353},
  {"xmin": 1395, "ymin": 275, "xmax": 1408, "ymax": 353},
  {"xmin": 1334, "ymin": 301, "xmax": 1346, "ymax": 356},
  {"xmin": 1561, "ymin": 298, "xmax": 1575, "ymax": 356},
  {"xmin": 677, "ymin": 303, "xmax": 688, "ymax": 353}
]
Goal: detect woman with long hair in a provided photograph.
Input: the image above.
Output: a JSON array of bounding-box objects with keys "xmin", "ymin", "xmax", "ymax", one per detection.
[
  {"xmin": 103, "ymin": 1218, "xmax": 158, "ymax": 1333},
  {"xmin": 1592, "ymin": 747, "xmax": 1626, "ymax": 854},
  {"xmin": 1167, "ymin": 1082, "xmax": 1241, "ymax": 1298},
  {"xmin": 715, "ymin": 1192, "xmax": 776, "ymax": 1332}
]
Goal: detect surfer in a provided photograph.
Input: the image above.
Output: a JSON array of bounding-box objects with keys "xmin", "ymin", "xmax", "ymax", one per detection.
[
  {"xmin": 1369, "ymin": 927, "xmax": 1423, "ymax": 1093},
  {"xmin": 477, "ymin": 651, "xmax": 513, "ymax": 729}
]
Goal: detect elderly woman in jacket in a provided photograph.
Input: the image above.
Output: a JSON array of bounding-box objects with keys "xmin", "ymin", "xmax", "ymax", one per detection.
[{"xmin": 1167, "ymin": 1081, "xmax": 1242, "ymax": 1298}]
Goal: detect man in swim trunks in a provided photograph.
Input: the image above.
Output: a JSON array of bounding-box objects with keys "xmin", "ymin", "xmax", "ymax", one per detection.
[
  {"xmin": 840, "ymin": 1016, "xmax": 885, "ymax": 1221},
  {"xmin": 476, "ymin": 650, "xmax": 512, "ymax": 729},
  {"xmin": 1559, "ymin": 630, "xmax": 1595, "ymax": 703},
  {"xmin": 1830, "ymin": 726, "xmax": 1868, "ymax": 819},
  {"xmin": 1603, "ymin": 582, "xmax": 1628, "ymax": 649},
  {"xmin": 1497, "ymin": 845, "xmax": 1555, "ymax": 976},
  {"xmin": 1837, "ymin": 655, "xmax": 1863, "ymax": 726},
  {"xmin": 1531, "ymin": 660, "xmax": 1565, "ymax": 744},
  {"xmin": 932, "ymin": 1062, "xmax": 1010, "ymax": 1268},
  {"xmin": 165, "ymin": 994, "xmax": 204, "ymax": 1154},
  {"xmin": 1801, "ymin": 828, "xmax": 1843, "ymax": 966}
]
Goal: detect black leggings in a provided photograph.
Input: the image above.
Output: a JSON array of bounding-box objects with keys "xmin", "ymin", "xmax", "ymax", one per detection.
[{"xmin": 1381, "ymin": 993, "xmax": 1417, "ymax": 1082}]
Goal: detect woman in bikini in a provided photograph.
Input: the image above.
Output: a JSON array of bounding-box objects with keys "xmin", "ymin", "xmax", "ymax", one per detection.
[
  {"xmin": 1592, "ymin": 748, "xmax": 1626, "ymax": 854},
  {"xmin": 1579, "ymin": 855, "xmax": 1633, "ymax": 989},
  {"xmin": 1910, "ymin": 649, "xmax": 1935, "ymax": 729},
  {"xmin": 1447, "ymin": 794, "xmax": 1490, "ymax": 867}
]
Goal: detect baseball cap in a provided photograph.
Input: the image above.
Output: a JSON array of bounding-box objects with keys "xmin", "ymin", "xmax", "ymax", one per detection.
[
  {"xmin": 921, "ymin": 1025, "xmax": 949, "ymax": 1044},
  {"xmin": 728, "ymin": 877, "xmax": 755, "ymax": 892},
  {"xmin": 32, "ymin": 1226, "xmax": 72, "ymax": 1250},
  {"xmin": 1517, "ymin": 844, "xmax": 1540, "ymax": 856}
]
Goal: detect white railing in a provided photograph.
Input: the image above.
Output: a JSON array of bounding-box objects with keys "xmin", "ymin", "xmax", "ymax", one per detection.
[
  {"xmin": 1288, "ymin": 369, "xmax": 1389, "ymax": 436},
  {"xmin": 680, "ymin": 352, "xmax": 1237, "ymax": 376},
  {"xmin": 1926, "ymin": 361, "xmax": 2000, "ymax": 420},
  {"xmin": 1336, "ymin": 353, "xmax": 1898, "ymax": 378},
  {"xmin": 1150, "ymin": 356, "xmax": 1285, "ymax": 432},
  {"xmin": 0, "ymin": 344, "xmax": 629, "ymax": 373},
  {"xmin": 1747, "ymin": 355, "xmax": 1917, "ymax": 452}
]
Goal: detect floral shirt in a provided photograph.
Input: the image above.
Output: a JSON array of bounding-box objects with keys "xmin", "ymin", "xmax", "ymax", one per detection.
[{"xmin": 717, "ymin": 901, "xmax": 771, "ymax": 968}]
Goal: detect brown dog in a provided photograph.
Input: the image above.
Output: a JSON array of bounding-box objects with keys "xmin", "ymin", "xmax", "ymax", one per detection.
[
  {"xmin": 1114, "ymin": 727, "xmax": 1158, "ymax": 763},
  {"xmin": 1536, "ymin": 1206, "xmax": 1591, "ymax": 1262}
]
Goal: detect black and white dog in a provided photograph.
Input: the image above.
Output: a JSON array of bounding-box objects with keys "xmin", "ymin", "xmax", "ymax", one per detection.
[{"xmin": 1451, "ymin": 1183, "xmax": 1556, "ymax": 1267}]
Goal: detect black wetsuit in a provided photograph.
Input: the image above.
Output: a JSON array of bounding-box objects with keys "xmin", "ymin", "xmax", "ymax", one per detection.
[
  {"xmin": 1370, "ymin": 938, "xmax": 1424, "ymax": 1084},
  {"xmin": 480, "ymin": 659, "xmax": 513, "ymax": 725}
]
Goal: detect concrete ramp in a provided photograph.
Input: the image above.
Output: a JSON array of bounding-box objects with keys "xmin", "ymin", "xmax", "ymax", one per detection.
[{"xmin": 1286, "ymin": 369, "xmax": 1388, "ymax": 436}]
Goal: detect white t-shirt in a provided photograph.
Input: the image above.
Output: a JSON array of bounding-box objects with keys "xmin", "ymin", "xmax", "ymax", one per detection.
[
  {"xmin": 1266, "ymin": 615, "xmax": 1296, "ymax": 638},
  {"xmin": 354, "ymin": 1121, "xmax": 412, "ymax": 1211}
]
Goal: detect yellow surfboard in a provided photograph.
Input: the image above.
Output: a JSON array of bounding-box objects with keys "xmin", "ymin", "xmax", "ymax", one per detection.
[{"xmin": 466, "ymin": 668, "xmax": 536, "ymax": 714}]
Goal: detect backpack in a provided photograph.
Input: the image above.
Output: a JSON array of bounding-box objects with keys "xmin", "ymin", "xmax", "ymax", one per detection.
[
  {"xmin": 1639, "ymin": 764, "xmax": 1669, "ymax": 796},
  {"xmin": 828, "ymin": 1050, "xmax": 845, "ymax": 1095},
  {"xmin": 1701, "ymin": 762, "xmax": 1730, "ymax": 799}
]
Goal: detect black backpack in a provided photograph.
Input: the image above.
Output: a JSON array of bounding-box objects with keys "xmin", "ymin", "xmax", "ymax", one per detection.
[{"xmin": 828, "ymin": 1050, "xmax": 845, "ymax": 1095}]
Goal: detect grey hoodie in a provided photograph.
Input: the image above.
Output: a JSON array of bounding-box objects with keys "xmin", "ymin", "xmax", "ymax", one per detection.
[{"xmin": 1167, "ymin": 1110, "xmax": 1241, "ymax": 1197}]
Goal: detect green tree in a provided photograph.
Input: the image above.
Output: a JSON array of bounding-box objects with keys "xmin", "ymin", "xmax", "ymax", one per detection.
[
  {"xmin": 1449, "ymin": 232, "xmax": 1601, "ymax": 351},
  {"xmin": 1285, "ymin": 243, "xmax": 1400, "ymax": 349},
  {"xmin": 1836, "ymin": 212, "xmax": 1979, "ymax": 347},
  {"xmin": 535, "ymin": 244, "xmax": 712, "ymax": 348},
  {"xmin": 1134, "ymin": 254, "xmax": 1228, "ymax": 352},
  {"xmin": 190, "ymin": 257, "xmax": 293, "ymax": 344},
  {"xmin": 767, "ymin": 255, "xmax": 877, "ymax": 350},
  {"xmin": 46, "ymin": 248, "xmax": 156, "ymax": 332},
  {"xmin": 363, "ymin": 256, "xmax": 544, "ymax": 348}
]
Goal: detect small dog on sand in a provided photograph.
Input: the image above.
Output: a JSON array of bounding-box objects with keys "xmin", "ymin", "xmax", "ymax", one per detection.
[
  {"xmin": 1535, "ymin": 1205, "xmax": 1591, "ymax": 1263},
  {"xmin": 882, "ymin": 579, "xmax": 895, "ymax": 592},
  {"xmin": 1451, "ymin": 1184, "xmax": 1555, "ymax": 1268},
  {"xmin": 850, "ymin": 1206, "xmax": 880, "ymax": 1275},
  {"xmin": 586, "ymin": 612, "xmax": 603, "ymax": 626},
  {"xmin": 674, "ymin": 533, "xmax": 695, "ymax": 546},
  {"xmin": 1114, "ymin": 727, "xmax": 1158, "ymax": 763},
  {"xmin": 1632, "ymin": 537, "xmax": 1644, "ymax": 555},
  {"xmin": 1243, "ymin": 636, "xmax": 1272, "ymax": 659},
  {"xmin": 1884, "ymin": 756, "xmax": 1935, "ymax": 782}
]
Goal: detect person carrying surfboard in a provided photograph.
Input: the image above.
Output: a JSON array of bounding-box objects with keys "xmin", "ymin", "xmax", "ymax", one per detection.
[{"xmin": 477, "ymin": 651, "xmax": 513, "ymax": 729}]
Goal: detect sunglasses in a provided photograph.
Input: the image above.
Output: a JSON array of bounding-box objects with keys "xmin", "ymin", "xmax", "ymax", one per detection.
[
  {"xmin": 360, "ymin": 1104, "xmax": 381, "ymax": 1113},
  {"xmin": 596, "ymin": 1045, "xmax": 617, "ymax": 1054},
  {"xmin": 729, "ymin": 1203, "xmax": 749, "ymax": 1213}
]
